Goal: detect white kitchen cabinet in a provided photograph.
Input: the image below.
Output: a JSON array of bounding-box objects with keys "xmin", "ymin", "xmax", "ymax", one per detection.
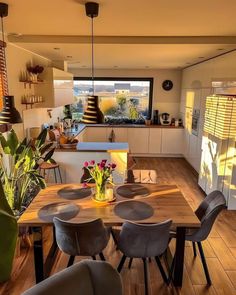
[
  {"xmin": 161, "ymin": 129, "xmax": 184, "ymax": 154},
  {"xmin": 84, "ymin": 127, "xmax": 107, "ymax": 142},
  {"xmin": 128, "ymin": 128, "xmax": 149, "ymax": 154},
  {"xmin": 149, "ymin": 129, "xmax": 162, "ymax": 154},
  {"xmin": 35, "ymin": 67, "xmax": 74, "ymax": 108},
  {"xmin": 106, "ymin": 127, "xmax": 128, "ymax": 142}
]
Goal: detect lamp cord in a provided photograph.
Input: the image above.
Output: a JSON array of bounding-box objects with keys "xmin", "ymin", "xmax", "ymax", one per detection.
[
  {"xmin": 91, "ymin": 16, "xmax": 94, "ymax": 96},
  {"xmin": 1, "ymin": 15, "xmax": 8, "ymax": 95}
]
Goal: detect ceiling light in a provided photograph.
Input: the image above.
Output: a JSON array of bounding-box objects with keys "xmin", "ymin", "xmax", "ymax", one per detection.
[
  {"xmin": 66, "ymin": 55, "xmax": 73, "ymax": 58},
  {"xmin": 198, "ymin": 57, "xmax": 205, "ymax": 59},
  {"xmin": 0, "ymin": 2, "xmax": 22, "ymax": 124},
  {"xmin": 145, "ymin": 66, "xmax": 150, "ymax": 69},
  {"xmin": 217, "ymin": 48, "xmax": 224, "ymax": 51},
  {"xmin": 186, "ymin": 62, "xmax": 191, "ymax": 65},
  {"xmin": 81, "ymin": 2, "xmax": 104, "ymax": 124},
  {"xmin": 113, "ymin": 65, "xmax": 118, "ymax": 68},
  {"xmin": 53, "ymin": 47, "xmax": 60, "ymax": 50}
]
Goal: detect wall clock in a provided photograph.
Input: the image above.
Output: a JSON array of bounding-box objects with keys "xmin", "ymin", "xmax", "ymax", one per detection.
[{"xmin": 162, "ymin": 80, "xmax": 173, "ymax": 91}]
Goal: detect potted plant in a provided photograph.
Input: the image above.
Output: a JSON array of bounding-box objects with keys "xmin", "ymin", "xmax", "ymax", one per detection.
[{"xmin": 0, "ymin": 128, "xmax": 54, "ymax": 282}]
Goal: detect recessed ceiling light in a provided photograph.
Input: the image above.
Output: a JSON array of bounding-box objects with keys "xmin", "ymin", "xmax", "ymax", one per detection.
[
  {"xmin": 198, "ymin": 56, "xmax": 205, "ymax": 59},
  {"xmin": 113, "ymin": 65, "xmax": 118, "ymax": 68},
  {"xmin": 145, "ymin": 66, "xmax": 150, "ymax": 69},
  {"xmin": 217, "ymin": 48, "xmax": 225, "ymax": 51},
  {"xmin": 66, "ymin": 55, "xmax": 73, "ymax": 58},
  {"xmin": 186, "ymin": 62, "xmax": 191, "ymax": 64},
  {"xmin": 53, "ymin": 47, "xmax": 60, "ymax": 50}
]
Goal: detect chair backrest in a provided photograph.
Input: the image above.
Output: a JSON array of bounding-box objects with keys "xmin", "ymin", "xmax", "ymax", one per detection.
[
  {"xmin": 126, "ymin": 169, "xmax": 158, "ymax": 184},
  {"xmin": 190, "ymin": 190, "xmax": 226, "ymax": 242},
  {"xmin": 22, "ymin": 260, "xmax": 123, "ymax": 295},
  {"xmin": 118, "ymin": 219, "xmax": 172, "ymax": 258},
  {"xmin": 53, "ymin": 218, "xmax": 109, "ymax": 257}
]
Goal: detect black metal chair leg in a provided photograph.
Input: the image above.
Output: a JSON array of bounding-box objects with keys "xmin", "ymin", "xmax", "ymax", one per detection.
[
  {"xmin": 142, "ymin": 258, "xmax": 149, "ymax": 295},
  {"xmin": 67, "ymin": 255, "xmax": 75, "ymax": 267},
  {"xmin": 155, "ymin": 256, "xmax": 168, "ymax": 284},
  {"xmin": 54, "ymin": 168, "xmax": 57, "ymax": 183},
  {"xmin": 117, "ymin": 255, "xmax": 127, "ymax": 273},
  {"xmin": 128, "ymin": 258, "xmax": 133, "ymax": 269},
  {"xmin": 99, "ymin": 252, "xmax": 106, "ymax": 261},
  {"xmin": 192, "ymin": 242, "xmax": 197, "ymax": 257},
  {"xmin": 58, "ymin": 167, "xmax": 62, "ymax": 183},
  {"xmin": 92, "ymin": 255, "xmax": 96, "ymax": 260},
  {"xmin": 197, "ymin": 242, "xmax": 212, "ymax": 285},
  {"xmin": 110, "ymin": 228, "xmax": 118, "ymax": 245}
]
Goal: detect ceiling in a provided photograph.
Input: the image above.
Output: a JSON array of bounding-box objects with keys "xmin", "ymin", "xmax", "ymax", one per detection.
[{"xmin": 4, "ymin": 0, "xmax": 236, "ymax": 69}]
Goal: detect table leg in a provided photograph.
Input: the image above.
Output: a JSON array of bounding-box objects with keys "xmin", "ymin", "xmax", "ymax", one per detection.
[
  {"xmin": 173, "ymin": 227, "xmax": 186, "ymax": 287},
  {"xmin": 31, "ymin": 226, "xmax": 59, "ymax": 283},
  {"xmin": 31, "ymin": 227, "xmax": 44, "ymax": 283}
]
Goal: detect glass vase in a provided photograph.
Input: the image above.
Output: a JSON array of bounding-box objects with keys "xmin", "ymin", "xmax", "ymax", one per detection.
[{"xmin": 94, "ymin": 181, "xmax": 107, "ymax": 202}]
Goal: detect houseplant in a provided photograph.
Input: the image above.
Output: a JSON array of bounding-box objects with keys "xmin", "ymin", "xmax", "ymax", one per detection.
[
  {"xmin": 83, "ymin": 160, "xmax": 116, "ymax": 202},
  {"xmin": 0, "ymin": 128, "xmax": 54, "ymax": 282},
  {"xmin": 0, "ymin": 128, "xmax": 54, "ymax": 214}
]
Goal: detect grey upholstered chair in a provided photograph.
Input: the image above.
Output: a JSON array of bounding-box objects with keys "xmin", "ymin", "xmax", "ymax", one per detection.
[
  {"xmin": 117, "ymin": 219, "xmax": 172, "ymax": 295},
  {"xmin": 53, "ymin": 218, "xmax": 110, "ymax": 267},
  {"xmin": 126, "ymin": 169, "xmax": 158, "ymax": 184},
  {"xmin": 171, "ymin": 190, "xmax": 226, "ymax": 285},
  {"xmin": 22, "ymin": 260, "xmax": 123, "ymax": 295}
]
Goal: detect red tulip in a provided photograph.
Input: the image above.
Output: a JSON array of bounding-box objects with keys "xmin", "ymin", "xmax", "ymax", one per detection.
[{"xmin": 84, "ymin": 161, "xmax": 88, "ymax": 167}]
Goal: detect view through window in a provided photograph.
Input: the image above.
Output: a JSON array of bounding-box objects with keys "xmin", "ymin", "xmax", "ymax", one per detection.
[{"xmin": 72, "ymin": 78, "xmax": 153, "ymax": 124}]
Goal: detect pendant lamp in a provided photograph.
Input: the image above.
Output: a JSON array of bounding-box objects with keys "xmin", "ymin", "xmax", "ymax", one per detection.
[
  {"xmin": 81, "ymin": 2, "xmax": 104, "ymax": 124},
  {"xmin": 0, "ymin": 2, "xmax": 22, "ymax": 124}
]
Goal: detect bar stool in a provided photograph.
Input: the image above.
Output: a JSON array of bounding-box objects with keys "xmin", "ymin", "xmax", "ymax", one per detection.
[{"xmin": 39, "ymin": 161, "xmax": 63, "ymax": 183}]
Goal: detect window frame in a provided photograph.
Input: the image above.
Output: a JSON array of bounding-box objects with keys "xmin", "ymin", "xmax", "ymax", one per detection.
[{"xmin": 73, "ymin": 77, "xmax": 154, "ymax": 119}]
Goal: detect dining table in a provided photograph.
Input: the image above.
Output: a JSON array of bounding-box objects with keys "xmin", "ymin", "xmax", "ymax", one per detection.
[{"xmin": 18, "ymin": 183, "xmax": 201, "ymax": 287}]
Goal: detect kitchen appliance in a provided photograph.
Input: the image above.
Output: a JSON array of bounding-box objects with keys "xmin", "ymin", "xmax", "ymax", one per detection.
[
  {"xmin": 159, "ymin": 113, "xmax": 171, "ymax": 125},
  {"xmin": 153, "ymin": 110, "xmax": 160, "ymax": 125}
]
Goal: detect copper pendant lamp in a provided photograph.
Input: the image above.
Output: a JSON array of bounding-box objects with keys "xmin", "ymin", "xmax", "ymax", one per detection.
[
  {"xmin": 81, "ymin": 2, "xmax": 104, "ymax": 124},
  {"xmin": 0, "ymin": 2, "xmax": 22, "ymax": 124}
]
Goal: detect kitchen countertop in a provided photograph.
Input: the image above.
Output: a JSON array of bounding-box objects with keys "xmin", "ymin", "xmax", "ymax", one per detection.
[{"xmin": 76, "ymin": 142, "xmax": 129, "ymax": 152}]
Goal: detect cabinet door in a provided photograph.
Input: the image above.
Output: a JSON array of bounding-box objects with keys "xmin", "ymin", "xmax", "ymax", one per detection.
[
  {"xmin": 107, "ymin": 128, "xmax": 128, "ymax": 142},
  {"xmin": 149, "ymin": 129, "xmax": 161, "ymax": 153},
  {"xmin": 127, "ymin": 128, "xmax": 149, "ymax": 154},
  {"xmin": 161, "ymin": 129, "xmax": 184, "ymax": 154},
  {"xmin": 84, "ymin": 127, "xmax": 107, "ymax": 142}
]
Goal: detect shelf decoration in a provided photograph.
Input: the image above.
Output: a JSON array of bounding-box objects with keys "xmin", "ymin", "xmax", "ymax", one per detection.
[{"xmin": 20, "ymin": 65, "xmax": 44, "ymax": 88}]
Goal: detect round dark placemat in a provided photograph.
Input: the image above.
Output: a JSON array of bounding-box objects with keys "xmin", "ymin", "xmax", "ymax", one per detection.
[
  {"xmin": 58, "ymin": 186, "xmax": 92, "ymax": 200},
  {"xmin": 116, "ymin": 184, "xmax": 150, "ymax": 199},
  {"xmin": 38, "ymin": 202, "xmax": 80, "ymax": 222},
  {"xmin": 114, "ymin": 200, "xmax": 154, "ymax": 221}
]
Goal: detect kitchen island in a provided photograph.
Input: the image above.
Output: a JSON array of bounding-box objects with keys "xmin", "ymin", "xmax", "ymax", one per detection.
[{"xmin": 53, "ymin": 142, "xmax": 129, "ymax": 183}]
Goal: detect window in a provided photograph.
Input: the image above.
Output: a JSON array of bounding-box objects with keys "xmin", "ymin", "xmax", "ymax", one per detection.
[{"xmin": 72, "ymin": 77, "xmax": 153, "ymax": 124}]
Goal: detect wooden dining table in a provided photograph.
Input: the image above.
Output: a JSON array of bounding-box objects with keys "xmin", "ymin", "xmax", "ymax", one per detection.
[{"xmin": 18, "ymin": 183, "xmax": 201, "ymax": 287}]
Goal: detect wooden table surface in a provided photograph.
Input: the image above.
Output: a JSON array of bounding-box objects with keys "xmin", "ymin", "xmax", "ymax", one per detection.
[{"xmin": 18, "ymin": 183, "xmax": 201, "ymax": 228}]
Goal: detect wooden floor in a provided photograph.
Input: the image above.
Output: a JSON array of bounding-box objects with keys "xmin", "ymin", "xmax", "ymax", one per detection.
[{"xmin": 1, "ymin": 157, "xmax": 236, "ymax": 295}]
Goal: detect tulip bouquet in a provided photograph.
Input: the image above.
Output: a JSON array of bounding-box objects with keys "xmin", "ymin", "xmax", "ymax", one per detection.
[{"xmin": 83, "ymin": 160, "xmax": 116, "ymax": 201}]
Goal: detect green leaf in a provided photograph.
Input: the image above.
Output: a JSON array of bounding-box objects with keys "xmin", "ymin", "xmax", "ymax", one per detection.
[
  {"xmin": 43, "ymin": 148, "xmax": 55, "ymax": 162},
  {"xmin": 7, "ymin": 130, "xmax": 19, "ymax": 155},
  {"xmin": 15, "ymin": 137, "xmax": 27, "ymax": 155},
  {"xmin": 0, "ymin": 133, "xmax": 10, "ymax": 154},
  {"xmin": 35, "ymin": 129, "xmax": 47, "ymax": 148},
  {"xmin": 40, "ymin": 142, "xmax": 54, "ymax": 155}
]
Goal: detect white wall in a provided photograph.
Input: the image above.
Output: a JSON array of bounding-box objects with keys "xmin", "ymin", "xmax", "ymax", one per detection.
[
  {"xmin": 70, "ymin": 68, "xmax": 182, "ymax": 118},
  {"xmin": 5, "ymin": 43, "xmax": 51, "ymax": 139}
]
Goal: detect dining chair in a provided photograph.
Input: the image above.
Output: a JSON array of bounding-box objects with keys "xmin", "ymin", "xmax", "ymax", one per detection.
[
  {"xmin": 22, "ymin": 259, "xmax": 123, "ymax": 295},
  {"xmin": 116, "ymin": 219, "xmax": 172, "ymax": 295},
  {"xmin": 171, "ymin": 190, "xmax": 226, "ymax": 285},
  {"xmin": 53, "ymin": 218, "xmax": 110, "ymax": 267}
]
